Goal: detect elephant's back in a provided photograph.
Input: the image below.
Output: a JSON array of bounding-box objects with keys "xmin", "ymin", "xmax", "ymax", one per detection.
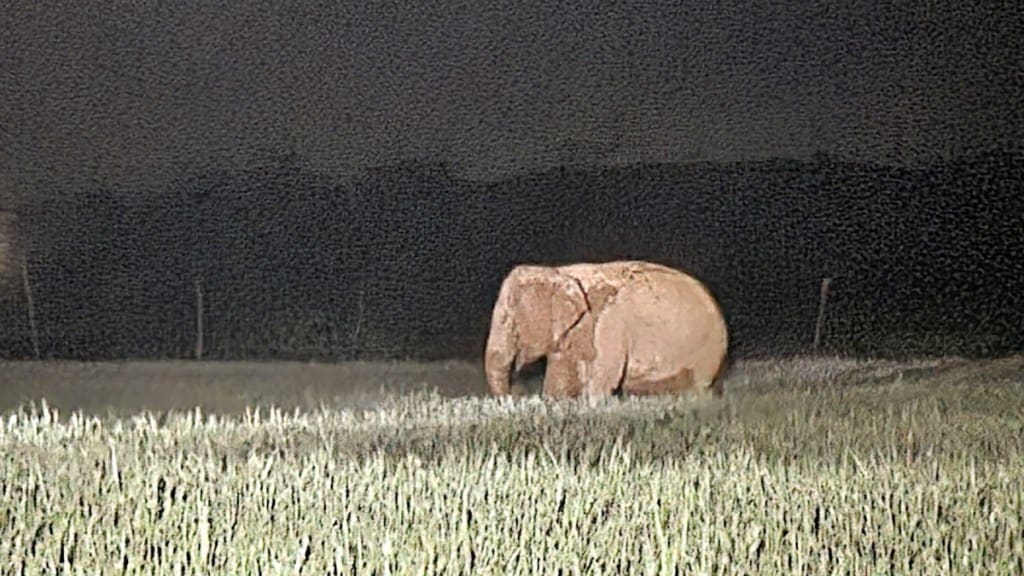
[
  {"xmin": 617, "ymin": 271, "xmax": 723, "ymax": 329},
  {"xmin": 556, "ymin": 260, "xmax": 724, "ymax": 321},
  {"xmin": 557, "ymin": 260, "xmax": 675, "ymax": 275},
  {"xmin": 611, "ymin": 263, "xmax": 720, "ymax": 309},
  {"xmin": 616, "ymin": 266, "xmax": 728, "ymax": 378},
  {"xmin": 556, "ymin": 260, "xmax": 680, "ymax": 290}
]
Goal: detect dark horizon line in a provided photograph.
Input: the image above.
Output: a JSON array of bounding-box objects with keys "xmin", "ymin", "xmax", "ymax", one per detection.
[
  {"xmin": 187, "ymin": 143, "xmax": 1024, "ymax": 183},
  {"xmin": 1, "ymin": 143, "xmax": 1020, "ymax": 215}
]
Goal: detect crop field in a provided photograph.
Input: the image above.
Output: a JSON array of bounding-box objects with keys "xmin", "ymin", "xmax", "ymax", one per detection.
[{"xmin": 0, "ymin": 356, "xmax": 1022, "ymax": 574}]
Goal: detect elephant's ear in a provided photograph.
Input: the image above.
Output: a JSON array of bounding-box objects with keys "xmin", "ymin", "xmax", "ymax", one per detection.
[
  {"xmin": 548, "ymin": 275, "xmax": 589, "ymax": 346},
  {"xmin": 511, "ymin": 270, "xmax": 589, "ymax": 354}
]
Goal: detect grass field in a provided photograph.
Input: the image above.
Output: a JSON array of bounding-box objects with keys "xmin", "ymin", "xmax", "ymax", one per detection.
[{"xmin": 0, "ymin": 356, "xmax": 1022, "ymax": 574}]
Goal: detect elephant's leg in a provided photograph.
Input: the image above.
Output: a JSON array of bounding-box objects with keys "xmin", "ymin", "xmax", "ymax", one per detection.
[
  {"xmin": 622, "ymin": 367, "xmax": 695, "ymax": 396},
  {"xmin": 584, "ymin": 341, "xmax": 627, "ymax": 401},
  {"xmin": 543, "ymin": 352, "xmax": 583, "ymax": 398},
  {"xmin": 583, "ymin": 309, "xmax": 630, "ymax": 401}
]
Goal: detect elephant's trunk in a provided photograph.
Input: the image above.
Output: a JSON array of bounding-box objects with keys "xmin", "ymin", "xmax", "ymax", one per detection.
[
  {"xmin": 484, "ymin": 277, "xmax": 517, "ymax": 396},
  {"xmin": 484, "ymin": 341, "xmax": 514, "ymax": 396}
]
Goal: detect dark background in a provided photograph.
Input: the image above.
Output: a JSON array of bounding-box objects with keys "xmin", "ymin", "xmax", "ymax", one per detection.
[{"xmin": 1, "ymin": 2, "xmax": 1021, "ymax": 361}]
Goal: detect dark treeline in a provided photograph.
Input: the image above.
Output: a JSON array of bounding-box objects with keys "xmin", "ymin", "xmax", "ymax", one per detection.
[{"xmin": 3, "ymin": 149, "xmax": 1022, "ymax": 361}]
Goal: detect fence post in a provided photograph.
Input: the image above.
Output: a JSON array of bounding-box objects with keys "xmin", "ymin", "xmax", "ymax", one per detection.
[
  {"xmin": 195, "ymin": 277, "xmax": 204, "ymax": 360},
  {"xmin": 350, "ymin": 287, "xmax": 364, "ymax": 359},
  {"xmin": 22, "ymin": 259, "xmax": 40, "ymax": 360},
  {"xmin": 813, "ymin": 277, "xmax": 832, "ymax": 354}
]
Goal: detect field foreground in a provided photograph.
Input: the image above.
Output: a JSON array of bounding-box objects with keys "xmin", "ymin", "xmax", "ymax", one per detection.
[{"xmin": 0, "ymin": 356, "xmax": 1022, "ymax": 574}]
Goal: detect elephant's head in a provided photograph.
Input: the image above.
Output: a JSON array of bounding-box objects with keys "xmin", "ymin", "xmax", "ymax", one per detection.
[{"xmin": 484, "ymin": 265, "xmax": 589, "ymax": 395}]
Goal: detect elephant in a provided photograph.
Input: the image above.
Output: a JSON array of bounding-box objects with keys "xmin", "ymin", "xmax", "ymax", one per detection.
[{"xmin": 484, "ymin": 260, "xmax": 729, "ymax": 400}]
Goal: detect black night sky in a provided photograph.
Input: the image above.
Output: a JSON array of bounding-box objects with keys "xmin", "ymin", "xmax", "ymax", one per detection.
[{"xmin": 0, "ymin": 1, "xmax": 1021, "ymax": 361}]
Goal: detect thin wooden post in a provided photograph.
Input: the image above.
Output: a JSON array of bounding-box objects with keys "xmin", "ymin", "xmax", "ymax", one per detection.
[
  {"xmin": 349, "ymin": 287, "xmax": 364, "ymax": 359},
  {"xmin": 194, "ymin": 277, "xmax": 204, "ymax": 360},
  {"xmin": 21, "ymin": 260, "xmax": 40, "ymax": 360},
  {"xmin": 813, "ymin": 277, "xmax": 832, "ymax": 354}
]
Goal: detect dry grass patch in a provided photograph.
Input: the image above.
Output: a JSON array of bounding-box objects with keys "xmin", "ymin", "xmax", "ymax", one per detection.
[{"xmin": 0, "ymin": 357, "xmax": 1022, "ymax": 574}]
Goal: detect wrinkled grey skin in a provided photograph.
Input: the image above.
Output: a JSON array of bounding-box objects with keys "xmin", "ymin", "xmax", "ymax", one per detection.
[{"xmin": 484, "ymin": 261, "xmax": 729, "ymax": 400}]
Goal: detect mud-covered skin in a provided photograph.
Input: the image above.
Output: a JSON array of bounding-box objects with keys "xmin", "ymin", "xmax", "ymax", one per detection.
[{"xmin": 484, "ymin": 261, "xmax": 729, "ymax": 399}]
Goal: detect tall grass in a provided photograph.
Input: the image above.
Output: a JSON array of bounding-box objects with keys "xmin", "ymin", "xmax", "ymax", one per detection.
[{"xmin": 1, "ymin": 372, "xmax": 1022, "ymax": 574}]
